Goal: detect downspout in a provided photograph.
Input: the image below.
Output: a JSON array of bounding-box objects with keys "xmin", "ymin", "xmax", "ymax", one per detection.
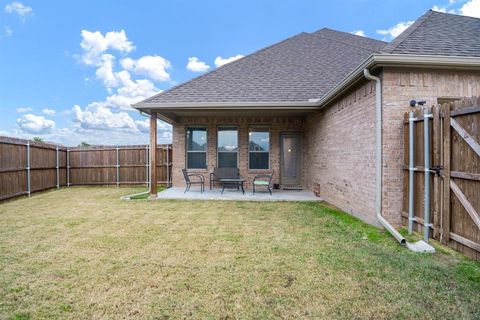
[{"xmin": 363, "ymin": 68, "xmax": 406, "ymax": 245}]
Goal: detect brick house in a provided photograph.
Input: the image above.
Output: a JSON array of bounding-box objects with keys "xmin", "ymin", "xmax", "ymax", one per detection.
[{"xmin": 134, "ymin": 10, "xmax": 480, "ymax": 227}]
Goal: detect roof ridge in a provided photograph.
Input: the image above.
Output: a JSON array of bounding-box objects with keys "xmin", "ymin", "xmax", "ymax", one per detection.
[
  {"xmin": 318, "ymin": 27, "xmax": 388, "ymax": 45},
  {"xmin": 137, "ymin": 32, "xmax": 310, "ymax": 105},
  {"xmin": 312, "ymin": 31, "xmax": 386, "ymax": 53},
  {"xmin": 382, "ymin": 10, "xmax": 434, "ymax": 54}
]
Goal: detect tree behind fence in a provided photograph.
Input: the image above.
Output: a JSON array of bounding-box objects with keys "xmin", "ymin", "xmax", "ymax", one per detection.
[{"xmin": 0, "ymin": 136, "xmax": 172, "ymax": 201}]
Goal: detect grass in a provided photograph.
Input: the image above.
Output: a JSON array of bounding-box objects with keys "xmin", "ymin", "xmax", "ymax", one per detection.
[{"xmin": 0, "ymin": 187, "xmax": 479, "ymax": 319}]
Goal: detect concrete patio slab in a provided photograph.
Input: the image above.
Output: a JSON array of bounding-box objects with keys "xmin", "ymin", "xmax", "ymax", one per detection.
[{"xmin": 156, "ymin": 187, "xmax": 322, "ymax": 202}]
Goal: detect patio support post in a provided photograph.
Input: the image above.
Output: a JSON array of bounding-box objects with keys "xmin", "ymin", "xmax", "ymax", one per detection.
[{"xmin": 150, "ymin": 112, "xmax": 158, "ymax": 197}]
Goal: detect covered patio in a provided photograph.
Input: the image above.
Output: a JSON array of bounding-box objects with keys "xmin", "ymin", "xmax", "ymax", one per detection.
[
  {"xmin": 156, "ymin": 187, "xmax": 320, "ymax": 201},
  {"xmin": 139, "ymin": 108, "xmax": 317, "ymax": 198}
]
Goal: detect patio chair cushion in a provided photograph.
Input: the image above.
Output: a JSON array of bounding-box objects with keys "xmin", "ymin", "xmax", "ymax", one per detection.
[{"xmin": 253, "ymin": 180, "xmax": 269, "ymax": 185}]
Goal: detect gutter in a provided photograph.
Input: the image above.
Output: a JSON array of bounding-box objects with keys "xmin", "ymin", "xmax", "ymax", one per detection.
[
  {"xmin": 317, "ymin": 54, "xmax": 480, "ymax": 110},
  {"xmin": 363, "ymin": 68, "xmax": 406, "ymax": 245},
  {"xmin": 363, "ymin": 68, "xmax": 435, "ymax": 253}
]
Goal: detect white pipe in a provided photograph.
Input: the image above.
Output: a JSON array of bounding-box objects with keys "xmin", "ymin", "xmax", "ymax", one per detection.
[
  {"xmin": 363, "ymin": 68, "xmax": 406, "ymax": 245},
  {"xmin": 408, "ymin": 112, "xmax": 415, "ymax": 233},
  {"xmin": 423, "ymin": 108, "xmax": 431, "ymax": 241}
]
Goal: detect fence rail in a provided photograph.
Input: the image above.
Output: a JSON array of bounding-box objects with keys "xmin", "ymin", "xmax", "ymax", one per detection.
[
  {"xmin": 402, "ymin": 97, "xmax": 480, "ymax": 260},
  {"xmin": 0, "ymin": 136, "xmax": 171, "ymax": 201}
]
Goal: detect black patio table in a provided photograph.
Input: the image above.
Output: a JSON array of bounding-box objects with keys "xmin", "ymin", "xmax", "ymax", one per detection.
[{"xmin": 220, "ymin": 178, "xmax": 246, "ymax": 194}]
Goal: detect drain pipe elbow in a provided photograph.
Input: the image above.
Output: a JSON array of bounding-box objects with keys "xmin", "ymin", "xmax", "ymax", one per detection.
[{"xmin": 363, "ymin": 68, "xmax": 406, "ymax": 245}]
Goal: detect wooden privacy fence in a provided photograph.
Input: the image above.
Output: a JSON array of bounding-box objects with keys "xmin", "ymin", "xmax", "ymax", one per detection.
[
  {"xmin": 403, "ymin": 97, "xmax": 480, "ymax": 260},
  {"xmin": 0, "ymin": 136, "xmax": 172, "ymax": 201}
]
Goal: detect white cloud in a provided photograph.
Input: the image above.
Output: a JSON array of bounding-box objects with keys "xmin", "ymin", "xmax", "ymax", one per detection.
[
  {"xmin": 351, "ymin": 30, "xmax": 365, "ymax": 37},
  {"xmin": 121, "ymin": 55, "xmax": 171, "ymax": 81},
  {"xmin": 186, "ymin": 57, "xmax": 210, "ymax": 72},
  {"xmin": 16, "ymin": 107, "xmax": 33, "ymax": 113},
  {"xmin": 377, "ymin": 20, "xmax": 414, "ymax": 39},
  {"xmin": 17, "ymin": 114, "xmax": 55, "ymax": 134},
  {"xmin": 432, "ymin": 0, "xmax": 479, "ymax": 17},
  {"xmin": 80, "ymin": 29, "xmax": 134, "ymax": 66},
  {"xmin": 95, "ymin": 54, "xmax": 119, "ymax": 88},
  {"xmin": 432, "ymin": 5, "xmax": 448, "ymax": 12},
  {"xmin": 460, "ymin": 0, "xmax": 480, "ymax": 18},
  {"xmin": 73, "ymin": 103, "xmax": 137, "ymax": 131},
  {"xmin": 14, "ymin": 28, "xmax": 173, "ymax": 146},
  {"xmin": 104, "ymin": 70, "xmax": 160, "ymax": 110},
  {"xmin": 135, "ymin": 118, "xmax": 171, "ymax": 134},
  {"xmin": 42, "ymin": 108, "xmax": 56, "ymax": 115},
  {"xmin": 4, "ymin": 1, "xmax": 33, "ymax": 20},
  {"xmin": 71, "ymin": 103, "xmax": 172, "ymax": 144},
  {"xmin": 214, "ymin": 55, "xmax": 244, "ymax": 67},
  {"xmin": 4, "ymin": 26, "xmax": 13, "ymax": 37}
]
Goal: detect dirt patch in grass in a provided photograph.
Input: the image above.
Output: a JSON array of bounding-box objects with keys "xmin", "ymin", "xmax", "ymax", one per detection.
[{"xmin": 0, "ymin": 187, "xmax": 479, "ymax": 319}]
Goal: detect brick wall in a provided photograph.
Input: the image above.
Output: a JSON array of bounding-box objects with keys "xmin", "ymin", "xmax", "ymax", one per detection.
[
  {"xmin": 304, "ymin": 81, "xmax": 378, "ymax": 225},
  {"xmin": 381, "ymin": 68, "xmax": 480, "ymax": 225},
  {"xmin": 171, "ymin": 116, "xmax": 305, "ymax": 189},
  {"xmin": 170, "ymin": 68, "xmax": 480, "ymax": 227}
]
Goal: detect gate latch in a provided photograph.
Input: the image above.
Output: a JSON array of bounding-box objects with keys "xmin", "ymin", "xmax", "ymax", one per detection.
[{"xmin": 430, "ymin": 165, "xmax": 443, "ymax": 176}]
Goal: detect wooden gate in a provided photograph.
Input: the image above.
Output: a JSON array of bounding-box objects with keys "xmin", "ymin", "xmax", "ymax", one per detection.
[{"xmin": 403, "ymin": 97, "xmax": 480, "ymax": 260}]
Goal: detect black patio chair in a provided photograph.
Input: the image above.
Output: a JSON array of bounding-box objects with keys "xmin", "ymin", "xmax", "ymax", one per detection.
[
  {"xmin": 209, "ymin": 167, "xmax": 240, "ymax": 190},
  {"xmin": 252, "ymin": 170, "xmax": 274, "ymax": 195},
  {"xmin": 182, "ymin": 169, "xmax": 204, "ymax": 193}
]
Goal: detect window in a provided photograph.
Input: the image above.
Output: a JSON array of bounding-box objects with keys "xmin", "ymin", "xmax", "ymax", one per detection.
[
  {"xmin": 217, "ymin": 126, "xmax": 238, "ymax": 168},
  {"xmin": 249, "ymin": 127, "xmax": 269, "ymax": 169},
  {"xmin": 186, "ymin": 127, "xmax": 207, "ymax": 169}
]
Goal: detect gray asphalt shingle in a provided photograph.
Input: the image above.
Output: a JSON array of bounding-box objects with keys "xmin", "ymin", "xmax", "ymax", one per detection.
[
  {"xmin": 138, "ymin": 10, "xmax": 479, "ymax": 106},
  {"xmin": 141, "ymin": 30, "xmax": 386, "ymax": 104},
  {"xmin": 382, "ymin": 10, "xmax": 480, "ymax": 57}
]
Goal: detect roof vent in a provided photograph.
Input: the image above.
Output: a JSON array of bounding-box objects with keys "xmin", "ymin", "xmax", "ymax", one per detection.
[{"xmin": 308, "ymin": 98, "xmax": 320, "ymax": 103}]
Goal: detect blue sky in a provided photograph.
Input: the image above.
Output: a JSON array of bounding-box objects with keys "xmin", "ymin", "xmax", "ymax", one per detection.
[{"xmin": 1, "ymin": 0, "xmax": 479, "ymax": 146}]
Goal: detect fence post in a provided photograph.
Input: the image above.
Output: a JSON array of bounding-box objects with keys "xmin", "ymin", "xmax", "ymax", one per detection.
[
  {"xmin": 166, "ymin": 145, "xmax": 170, "ymax": 187},
  {"xmin": 408, "ymin": 111, "xmax": 415, "ymax": 234},
  {"xmin": 67, "ymin": 149, "xmax": 70, "ymax": 187},
  {"xmin": 145, "ymin": 145, "xmax": 150, "ymax": 188},
  {"xmin": 116, "ymin": 146, "xmax": 119, "ymax": 188},
  {"xmin": 56, "ymin": 146, "xmax": 60, "ymax": 189},
  {"xmin": 442, "ymin": 103, "xmax": 451, "ymax": 244},
  {"xmin": 432, "ymin": 105, "xmax": 441, "ymax": 239},
  {"xmin": 423, "ymin": 107, "xmax": 432, "ymax": 241},
  {"xmin": 26, "ymin": 142, "xmax": 31, "ymax": 197}
]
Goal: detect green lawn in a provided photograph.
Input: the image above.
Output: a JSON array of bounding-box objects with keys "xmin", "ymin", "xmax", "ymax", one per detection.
[{"xmin": 0, "ymin": 187, "xmax": 479, "ymax": 319}]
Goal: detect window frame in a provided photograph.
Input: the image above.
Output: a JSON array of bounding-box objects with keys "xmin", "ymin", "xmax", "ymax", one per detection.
[
  {"xmin": 185, "ymin": 126, "xmax": 208, "ymax": 169},
  {"xmin": 248, "ymin": 126, "xmax": 270, "ymax": 170},
  {"xmin": 216, "ymin": 125, "xmax": 239, "ymax": 168}
]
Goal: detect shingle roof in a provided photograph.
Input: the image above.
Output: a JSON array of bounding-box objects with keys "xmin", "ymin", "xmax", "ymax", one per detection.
[
  {"xmin": 382, "ymin": 10, "xmax": 480, "ymax": 57},
  {"xmin": 138, "ymin": 10, "xmax": 480, "ymax": 107},
  {"xmin": 141, "ymin": 29, "xmax": 387, "ymax": 104}
]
